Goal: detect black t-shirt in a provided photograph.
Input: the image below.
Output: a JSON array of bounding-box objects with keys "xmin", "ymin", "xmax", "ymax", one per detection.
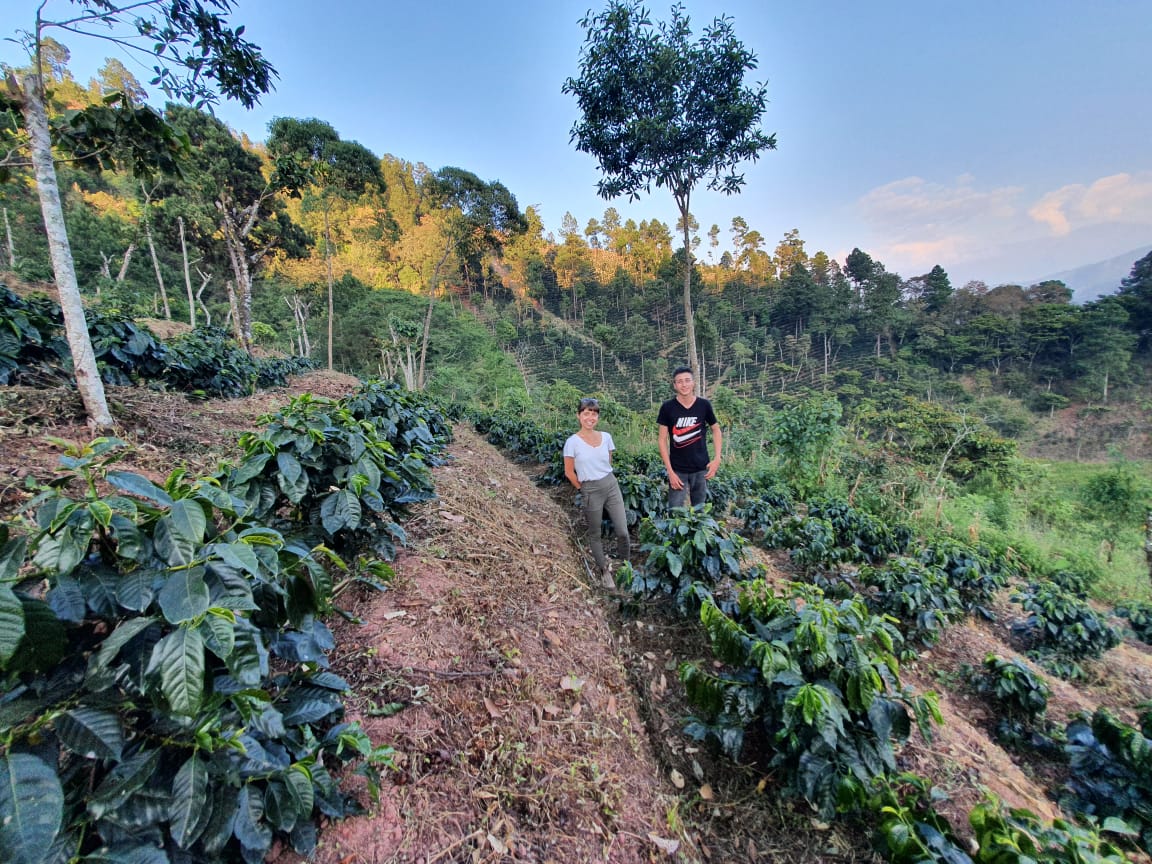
[{"xmin": 657, "ymin": 396, "xmax": 718, "ymax": 473}]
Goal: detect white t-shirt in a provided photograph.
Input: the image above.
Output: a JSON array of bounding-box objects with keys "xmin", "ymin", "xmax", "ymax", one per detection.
[{"xmin": 563, "ymin": 431, "xmax": 615, "ymax": 482}]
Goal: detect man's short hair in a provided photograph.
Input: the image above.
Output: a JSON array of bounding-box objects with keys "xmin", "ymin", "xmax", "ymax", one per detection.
[{"xmin": 672, "ymin": 365, "xmax": 692, "ymax": 379}]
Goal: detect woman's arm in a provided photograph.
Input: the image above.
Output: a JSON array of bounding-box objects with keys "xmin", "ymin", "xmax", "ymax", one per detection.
[{"xmin": 564, "ymin": 455, "xmax": 581, "ymax": 490}]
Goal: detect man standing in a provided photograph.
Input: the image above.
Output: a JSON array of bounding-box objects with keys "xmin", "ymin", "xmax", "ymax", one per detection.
[{"xmin": 657, "ymin": 366, "xmax": 722, "ymax": 508}]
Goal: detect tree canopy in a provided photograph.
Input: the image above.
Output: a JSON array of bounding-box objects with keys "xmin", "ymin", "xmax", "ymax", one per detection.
[{"xmin": 563, "ymin": 0, "xmax": 775, "ymax": 389}]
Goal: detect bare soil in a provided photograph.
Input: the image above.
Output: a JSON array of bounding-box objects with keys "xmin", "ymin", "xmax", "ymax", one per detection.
[{"xmin": 4, "ymin": 376, "xmax": 1152, "ymax": 863}]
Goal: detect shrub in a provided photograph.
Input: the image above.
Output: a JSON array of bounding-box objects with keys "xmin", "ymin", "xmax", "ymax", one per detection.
[
  {"xmin": 629, "ymin": 505, "xmax": 745, "ymax": 603},
  {"xmin": 1011, "ymin": 583, "xmax": 1121, "ymax": 668},
  {"xmin": 0, "ymin": 439, "xmax": 388, "ymax": 863},
  {"xmin": 680, "ymin": 581, "xmax": 939, "ymax": 818},
  {"xmin": 227, "ymin": 394, "xmax": 436, "ymax": 561},
  {"xmin": 1061, "ymin": 707, "xmax": 1152, "ymax": 854},
  {"xmin": 858, "ymin": 557, "xmax": 964, "ymax": 650},
  {"xmin": 1116, "ymin": 602, "xmax": 1152, "ymax": 644}
]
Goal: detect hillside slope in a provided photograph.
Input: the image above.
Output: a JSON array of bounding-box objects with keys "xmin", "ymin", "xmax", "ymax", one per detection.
[{"xmin": 5, "ymin": 379, "xmax": 1152, "ymax": 862}]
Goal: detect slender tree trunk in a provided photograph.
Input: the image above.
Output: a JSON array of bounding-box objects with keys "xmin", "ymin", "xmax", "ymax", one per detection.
[
  {"xmin": 676, "ymin": 191, "xmax": 700, "ymax": 393},
  {"xmin": 116, "ymin": 242, "xmax": 135, "ymax": 282},
  {"xmin": 324, "ymin": 205, "xmax": 334, "ymax": 371},
  {"xmin": 179, "ymin": 217, "xmax": 195, "ymax": 327},
  {"xmin": 194, "ymin": 267, "xmax": 212, "ymax": 326},
  {"xmin": 2, "ymin": 207, "xmax": 15, "ymax": 269},
  {"xmin": 418, "ymin": 243, "xmax": 453, "ymax": 390},
  {"xmin": 144, "ymin": 219, "xmax": 171, "ymax": 319},
  {"xmin": 20, "ymin": 73, "xmax": 112, "ymax": 427},
  {"xmin": 225, "ymin": 279, "xmax": 241, "ymax": 342}
]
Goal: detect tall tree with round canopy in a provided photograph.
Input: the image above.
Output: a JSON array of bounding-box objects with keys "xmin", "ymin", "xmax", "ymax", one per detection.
[{"xmin": 563, "ymin": 0, "xmax": 775, "ymax": 392}]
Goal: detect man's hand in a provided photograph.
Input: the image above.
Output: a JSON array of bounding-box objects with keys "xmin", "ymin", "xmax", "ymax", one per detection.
[
  {"xmin": 668, "ymin": 470, "xmax": 683, "ymax": 490},
  {"xmin": 705, "ymin": 459, "xmax": 720, "ymax": 480}
]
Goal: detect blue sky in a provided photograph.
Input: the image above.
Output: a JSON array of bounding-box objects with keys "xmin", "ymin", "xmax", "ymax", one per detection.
[{"xmin": 4, "ymin": 0, "xmax": 1150, "ymax": 288}]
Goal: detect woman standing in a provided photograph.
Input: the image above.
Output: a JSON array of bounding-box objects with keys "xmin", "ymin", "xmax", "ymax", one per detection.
[{"xmin": 563, "ymin": 397, "xmax": 630, "ymax": 587}]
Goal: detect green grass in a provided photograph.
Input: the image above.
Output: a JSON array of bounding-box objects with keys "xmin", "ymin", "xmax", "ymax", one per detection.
[{"xmin": 937, "ymin": 458, "xmax": 1152, "ymax": 605}]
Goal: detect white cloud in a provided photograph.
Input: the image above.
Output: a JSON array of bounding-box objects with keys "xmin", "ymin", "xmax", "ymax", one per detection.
[
  {"xmin": 855, "ymin": 175, "xmax": 1023, "ymax": 275},
  {"xmin": 854, "ymin": 172, "xmax": 1152, "ymax": 284},
  {"xmin": 1029, "ymin": 172, "xmax": 1152, "ymax": 236}
]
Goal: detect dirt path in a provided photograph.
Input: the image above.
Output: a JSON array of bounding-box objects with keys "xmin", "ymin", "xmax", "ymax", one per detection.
[{"xmin": 311, "ymin": 426, "xmax": 680, "ymax": 863}]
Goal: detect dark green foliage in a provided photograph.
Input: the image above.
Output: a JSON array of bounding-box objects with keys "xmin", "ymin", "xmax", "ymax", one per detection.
[
  {"xmin": 228, "ymin": 394, "xmax": 436, "ymax": 560},
  {"xmin": 615, "ymin": 469, "xmax": 666, "ymax": 527},
  {"xmin": 730, "ymin": 482, "xmax": 795, "ymax": 537},
  {"xmin": 631, "ymin": 505, "xmax": 745, "ymax": 602},
  {"xmin": 163, "ymin": 325, "xmax": 264, "ymax": 397},
  {"xmin": 915, "ymin": 538, "xmax": 1010, "ymax": 619},
  {"xmin": 807, "ymin": 498, "xmax": 913, "ymax": 564},
  {"xmin": 1061, "ymin": 707, "xmax": 1152, "ymax": 854},
  {"xmin": 1116, "ymin": 602, "xmax": 1152, "ymax": 644},
  {"xmin": 0, "ymin": 288, "xmax": 68, "ymax": 383},
  {"xmin": 343, "ymin": 379, "xmax": 454, "ymax": 465},
  {"xmin": 256, "ymin": 355, "xmax": 319, "ymax": 389},
  {"xmin": 680, "ymin": 580, "xmax": 940, "ymax": 819},
  {"xmin": 859, "ymin": 773, "xmax": 973, "ymax": 864},
  {"xmin": 0, "ymin": 289, "xmax": 314, "ymax": 398},
  {"xmin": 857, "ymin": 557, "xmax": 965, "ymax": 650},
  {"xmin": 85, "ymin": 309, "xmax": 168, "ymax": 384},
  {"xmin": 0, "ymin": 439, "xmax": 391, "ymax": 863},
  {"xmin": 969, "ymin": 655, "xmax": 1051, "ymax": 738},
  {"xmin": 969, "ymin": 797, "xmax": 1131, "ymax": 864},
  {"xmin": 1011, "ymin": 584, "xmax": 1121, "ymax": 668},
  {"xmin": 471, "ymin": 410, "xmax": 566, "ymax": 482}
]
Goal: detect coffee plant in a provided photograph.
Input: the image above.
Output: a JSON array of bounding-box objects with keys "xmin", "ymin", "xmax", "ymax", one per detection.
[
  {"xmin": 1115, "ymin": 602, "xmax": 1152, "ymax": 644},
  {"xmin": 0, "ymin": 286, "xmax": 69, "ymax": 384},
  {"xmin": 1011, "ymin": 583, "xmax": 1120, "ymax": 668},
  {"xmin": 614, "ymin": 470, "xmax": 666, "ymax": 527},
  {"xmin": 807, "ymin": 498, "xmax": 913, "ymax": 564},
  {"xmin": 971, "ymin": 655, "xmax": 1051, "ymax": 721},
  {"xmin": 859, "ymin": 772, "xmax": 973, "ymax": 864},
  {"xmin": 86, "ymin": 310, "xmax": 168, "ymax": 385},
  {"xmin": 731, "ymin": 486, "xmax": 795, "ymax": 540},
  {"xmin": 630, "ymin": 505, "xmax": 745, "ymax": 603},
  {"xmin": 916, "ymin": 538, "xmax": 1010, "ymax": 619},
  {"xmin": 227, "ymin": 393, "xmax": 436, "ymax": 561},
  {"xmin": 680, "ymin": 580, "xmax": 940, "ymax": 818},
  {"xmin": 1061, "ymin": 707, "xmax": 1152, "ymax": 854},
  {"xmin": 345, "ymin": 380, "xmax": 453, "ymax": 463},
  {"xmin": 0, "ymin": 438, "xmax": 392, "ymax": 864},
  {"xmin": 857, "ymin": 557, "xmax": 965, "ymax": 650},
  {"xmin": 969, "ymin": 798, "xmax": 1131, "ymax": 864}
]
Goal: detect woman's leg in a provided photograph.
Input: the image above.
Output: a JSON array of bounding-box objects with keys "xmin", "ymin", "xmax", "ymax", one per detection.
[
  {"xmin": 604, "ymin": 477, "xmax": 630, "ymax": 563},
  {"xmin": 581, "ymin": 479, "xmax": 609, "ymax": 572}
]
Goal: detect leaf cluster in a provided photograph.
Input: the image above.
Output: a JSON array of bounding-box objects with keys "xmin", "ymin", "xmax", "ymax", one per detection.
[
  {"xmin": 1116, "ymin": 602, "xmax": 1152, "ymax": 645},
  {"xmin": 633, "ymin": 504, "xmax": 745, "ymax": 602},
  {"xmin": 1, "ymin": 288, "xmax": 315, "ymax": 397},
  {"xmin": 0, "ymin": 382, "xmax": 449, "ymax": 862},
  {"xmin": 680, "ymin": 580, "xmax": 939, "ymax": 819},
  {"xmin": 1011, "ymin": 583, "xmax": 1121, "ymax": 668},
  {"xmin": 229, "ymin": 391, "xmax": 437, "ymax": 561},
  {"xmin": 1061, "ymin": 707, "xmax": 1152, "ymax": 854}
]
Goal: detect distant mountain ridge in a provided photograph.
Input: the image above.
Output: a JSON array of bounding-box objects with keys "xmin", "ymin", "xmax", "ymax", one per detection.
[{"xmin": 1029, "ymin": 244, "xmax": 1152, "ymax": 304}]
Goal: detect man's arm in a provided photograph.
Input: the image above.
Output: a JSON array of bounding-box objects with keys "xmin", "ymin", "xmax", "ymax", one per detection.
[
  {"xmin": 658, "ymin": 425, "xmax": 683, "ymax": 490},
  {"xmin": 706, "ymin": 423, "xmax": 723, "ymax": 480}
]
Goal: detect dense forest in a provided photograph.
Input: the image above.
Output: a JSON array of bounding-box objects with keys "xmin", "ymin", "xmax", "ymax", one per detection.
[{"xmin": 2, "ymin": 39, "xmax": 1150, "ymax": 432}]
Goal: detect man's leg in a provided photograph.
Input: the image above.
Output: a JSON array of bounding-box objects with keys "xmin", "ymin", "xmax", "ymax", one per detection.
[
  {"xmin": 687, "ymin": 471, "xmax": 709, "ymax": 507},
  {"xmin": 668, "ymin": 481, "xmax": 689, "ymax": 509}
]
